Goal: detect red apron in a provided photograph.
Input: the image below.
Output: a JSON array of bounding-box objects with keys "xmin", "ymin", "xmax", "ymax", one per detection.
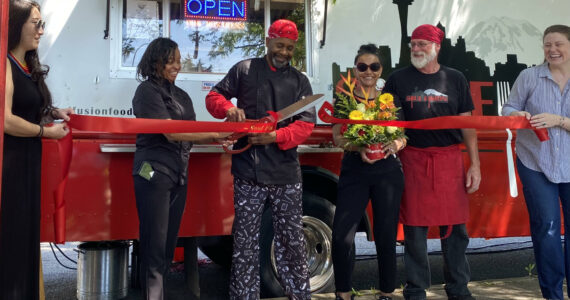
[{"xmin": 399, "ymin": 145, "xmax": 469, "ymax": 226}]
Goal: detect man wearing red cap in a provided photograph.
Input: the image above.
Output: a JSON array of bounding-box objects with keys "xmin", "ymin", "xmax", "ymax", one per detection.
[
  {"xmin": 205, "ymin": 19, "xmax": 314, "ymax": 300},
  {"xmin": 383, "ymin": 24, "xmax": 481, "ymax": 300}
]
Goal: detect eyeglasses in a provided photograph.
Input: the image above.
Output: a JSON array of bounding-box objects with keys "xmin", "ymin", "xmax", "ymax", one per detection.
[
  {"xmin": 409, "ymin": 41, "xmax": 432, "ymax": 49},
  {"xmin": 31, "ymin": 19, "xmax": 46, "ymax": 30},
  {"xmin": 355, "ymin": 62, "xmax": 381, "ymax": 72}
]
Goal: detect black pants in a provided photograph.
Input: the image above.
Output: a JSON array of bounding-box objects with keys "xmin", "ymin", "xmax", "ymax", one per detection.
[
  {"xmin": 403, "ymin": 224, "xmax": 471, "ymax": 300},
  {"xmin": 332, "ymin": 153, "xmax": 404, "ymax": 293},
  {"xmin": 133, "ymin": 172, "xmax": 187, "ymax": 300}
]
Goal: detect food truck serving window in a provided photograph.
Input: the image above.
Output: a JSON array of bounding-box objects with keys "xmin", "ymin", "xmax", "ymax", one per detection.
[{"xmin": 118, "ymin": 0, "xmax": 308, "ymax": 76}]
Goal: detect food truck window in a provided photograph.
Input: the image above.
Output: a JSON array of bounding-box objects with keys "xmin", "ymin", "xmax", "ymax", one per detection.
[
  {"xmin": 118, "ymin": 0, "xmax": 309, "ymax": 75},
  {"xmin": 121, "ymin": 0, "xmax": 164, "ymax": 68},
  {"xmin": 269, "ymin": 0, "xmax": 307, "ymax": 72}
]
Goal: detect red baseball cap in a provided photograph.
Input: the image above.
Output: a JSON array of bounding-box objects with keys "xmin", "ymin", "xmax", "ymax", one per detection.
[
  {"xmin": 268, "ymin": 19, "xmax": 299, "ymax": 41},
  {"xmin": 411, "ymin": 24, "xmax": 444, "ymax": 44}
]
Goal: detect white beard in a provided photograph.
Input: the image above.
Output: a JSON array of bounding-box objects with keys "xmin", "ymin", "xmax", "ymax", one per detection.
[
  {"xmin": 272, "ymin": 56, "xmax": 289, "ymax": 68},
  {"xmin": 411, "ymin": 43, "xmax": 437, "ymax": 69}
]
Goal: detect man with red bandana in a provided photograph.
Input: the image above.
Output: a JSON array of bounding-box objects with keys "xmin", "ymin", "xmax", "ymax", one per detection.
[
  {"xmin": 205, "ymin": 19, "xmax": 315, "ymax": 300},
  {"xmin": 383, "ymin": 24, "xmax": 481, "ymax": 300}
]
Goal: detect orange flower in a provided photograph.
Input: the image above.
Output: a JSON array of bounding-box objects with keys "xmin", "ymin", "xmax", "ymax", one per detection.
[
  {"xmin": 337, "ymin": 87, "xmax": 352, "ymax": 97},
  {"xmin": 377, "ymin": 111, "xmax": 393, "ymax": 119},
  {"xmin": 340, "ymin": 72, "xmax": 356, "ymax": 94}
]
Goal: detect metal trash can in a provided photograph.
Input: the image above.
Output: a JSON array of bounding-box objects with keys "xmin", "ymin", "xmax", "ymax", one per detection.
[{"xmin": 76, "ymin": 241, "xmax": 129, "ymax": 300}]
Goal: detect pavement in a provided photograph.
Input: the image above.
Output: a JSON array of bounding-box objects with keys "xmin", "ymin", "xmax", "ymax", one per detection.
[
  {"xmin": 41, "ymin": 236, "xmax": 566, "ymax": 300},
  {"xmin": 264, "ymin": 276, "xmax": 551, "ymax": 299}
]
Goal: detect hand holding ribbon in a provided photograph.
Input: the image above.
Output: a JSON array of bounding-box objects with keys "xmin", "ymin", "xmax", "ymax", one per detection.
[{"xmin": 51, "ymin": 114, "xmax": 277, "ymax": 243}]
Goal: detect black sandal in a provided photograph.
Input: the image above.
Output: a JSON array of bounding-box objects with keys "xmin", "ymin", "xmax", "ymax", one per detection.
[
  {"xmin": 335, "ymin": 295, "xmax": 355, "ymax": 300},
  {"xmin": 377, "ymin": 295, "xmax": 393, "ymax": 300}
]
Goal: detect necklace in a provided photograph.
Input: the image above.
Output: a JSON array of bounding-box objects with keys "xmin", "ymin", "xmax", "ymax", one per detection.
[
  {"xmin": 8, "ymin": 52, "xmax": 31, "ymax": 76},
  {"xmin": 354, "ymin": 87, "xmax": 378, "ymax": 101}
]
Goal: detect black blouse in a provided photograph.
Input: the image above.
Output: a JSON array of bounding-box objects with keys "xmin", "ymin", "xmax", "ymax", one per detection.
[{"xmin": 131, "ymin": 79, "xmax": 196, "ymax": 185}]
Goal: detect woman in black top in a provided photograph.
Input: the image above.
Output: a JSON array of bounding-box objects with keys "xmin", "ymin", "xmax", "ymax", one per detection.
[
  {"xmin": 131, "ymin": 37, "xmax": 229, "ymax": 300},
  {"xmin": 1, "ymin": 1, "xmax": 73, "ymax": 299},
  {"xmin": 331, "ymin": 44, "xmax": 406, "ymax": 300}
]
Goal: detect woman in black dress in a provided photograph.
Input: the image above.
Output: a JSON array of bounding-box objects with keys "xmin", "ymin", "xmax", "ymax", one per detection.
[{"xmin": 1, "ymin": 1, "xmax": 73, "ymax": 299}]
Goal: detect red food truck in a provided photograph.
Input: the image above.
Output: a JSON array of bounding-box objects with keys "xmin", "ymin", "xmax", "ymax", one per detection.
[{"xmin": 1, "ymin": 0, "xmax": 568, "ymax": 297}]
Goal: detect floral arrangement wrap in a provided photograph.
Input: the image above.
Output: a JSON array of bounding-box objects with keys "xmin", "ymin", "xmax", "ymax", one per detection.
[{"xmin": 334, "ymin": 71, "xmax": 406, "ymax": 152}]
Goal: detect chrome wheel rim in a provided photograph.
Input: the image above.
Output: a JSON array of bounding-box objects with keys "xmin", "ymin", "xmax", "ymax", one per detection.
[{"xmin": 270, "ymin": 216, "xmax": 334, "ymax": 292}]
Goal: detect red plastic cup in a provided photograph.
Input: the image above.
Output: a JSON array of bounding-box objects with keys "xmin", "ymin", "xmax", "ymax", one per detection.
[{"xmin": 366, "ymin": 143, "xmax": 385, "ymax": 160}]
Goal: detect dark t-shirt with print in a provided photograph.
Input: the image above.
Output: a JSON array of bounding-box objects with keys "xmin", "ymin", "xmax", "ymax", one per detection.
[{"xmin": 383, "ymin": 65, "xmax": 474, "ymax": 148}]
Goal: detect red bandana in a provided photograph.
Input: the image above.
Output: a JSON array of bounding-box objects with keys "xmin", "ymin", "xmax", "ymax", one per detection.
[
  {"xmin": 411, "ymin": 24, "xmax": 444, "ymax": 44},
  {"xmin": 267, "ymin": 19, "xmax": 298, "ymax": 42}
]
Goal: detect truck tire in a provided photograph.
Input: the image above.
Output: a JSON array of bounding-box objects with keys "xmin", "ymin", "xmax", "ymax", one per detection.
[{"xmin": 260, "ymin": 192, "xmax": 335, "ymax": 297}]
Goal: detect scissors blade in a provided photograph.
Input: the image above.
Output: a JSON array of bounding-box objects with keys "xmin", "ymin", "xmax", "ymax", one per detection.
[{"xmin": 275, "ymin": 94, "xmax": 324, "ymax": 122}]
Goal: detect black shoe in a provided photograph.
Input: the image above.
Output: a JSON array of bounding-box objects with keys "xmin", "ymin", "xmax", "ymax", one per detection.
[
  {"xmin": 377, "ymin": 295, "xmax": 393, "ymax": 300},
  {"xmin": 448, "ymin": 295, "xmax": 476, "ymax": 300},
  {"xmin": 404, "ymin": 295, "xmax": 426, "ymax": 300}
]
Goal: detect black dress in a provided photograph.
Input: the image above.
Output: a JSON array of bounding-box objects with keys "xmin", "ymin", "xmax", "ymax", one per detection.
[{"xmin": 0, "ymin": 58, "xmax": 43, "ymax": 300}]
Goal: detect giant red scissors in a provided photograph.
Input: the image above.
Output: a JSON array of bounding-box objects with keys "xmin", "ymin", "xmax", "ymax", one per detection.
[{"xmin": 224, "ymin": 94, "xmax": 325, "ymax": 154}]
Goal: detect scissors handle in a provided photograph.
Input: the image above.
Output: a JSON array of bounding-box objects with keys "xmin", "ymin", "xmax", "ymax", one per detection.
[
  {"xmin": 223, "ymin": 142, "xmax": 252, "ymax": 154},
  {"xmin": 222, "ymin": 116, "xmax": 275, "ymax": 154}
]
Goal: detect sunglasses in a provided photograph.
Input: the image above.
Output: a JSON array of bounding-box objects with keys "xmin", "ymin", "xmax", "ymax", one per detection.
[
  {"xmin": 355, "ymin": 62, "xmax": 381, "ymax": 72},
  {"xmin": 31, "ymin": 19, "xmax": 46, "ymax": 30}
]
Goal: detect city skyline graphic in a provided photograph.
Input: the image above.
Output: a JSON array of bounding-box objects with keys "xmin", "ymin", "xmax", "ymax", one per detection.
[{"xmin": 333, "ymin": 0, "xmax": 538, "ymax": 116}]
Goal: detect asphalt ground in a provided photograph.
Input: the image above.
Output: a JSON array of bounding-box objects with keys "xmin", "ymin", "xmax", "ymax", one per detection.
[{"xmin": 41, "ymin": 236, "xmax": 562, "ymax": 300}]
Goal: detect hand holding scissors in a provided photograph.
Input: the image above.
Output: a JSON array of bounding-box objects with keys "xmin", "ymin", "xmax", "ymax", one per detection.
[{"xmin": 223, "ymin": 94, "xmax": 324, "ymax": 154}]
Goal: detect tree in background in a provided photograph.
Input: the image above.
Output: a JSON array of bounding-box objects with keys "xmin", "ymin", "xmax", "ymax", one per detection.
[{"xmin": 207, "ymin": 4, "xmax": 307, "ymax": 72}]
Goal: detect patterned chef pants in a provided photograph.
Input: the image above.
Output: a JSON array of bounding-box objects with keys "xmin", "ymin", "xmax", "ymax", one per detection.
[{"xmin": 229, "ymin": 177, "xmax": 311, "ymax": 300}]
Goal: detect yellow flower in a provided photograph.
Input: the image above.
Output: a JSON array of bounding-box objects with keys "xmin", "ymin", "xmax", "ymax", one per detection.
[
  {"xmin": 349, "ymin": 110, "xmax": 364, "ymax": 120},
  {"xmin": 379, "ymin": 93, "xmax": 395, "ymax": 109},
  {"xmin": 386, "ymin": 126, "xmax": 398, "ymax": 134},
  {"xmin": 379, "ymin": 93, "xmax": 394, "ymax": 105}
]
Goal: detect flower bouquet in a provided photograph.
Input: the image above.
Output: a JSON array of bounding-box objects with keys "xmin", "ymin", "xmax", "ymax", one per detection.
[{"xmin": 334, "ymin": 72, "xmax": 406, "ymax": 160}]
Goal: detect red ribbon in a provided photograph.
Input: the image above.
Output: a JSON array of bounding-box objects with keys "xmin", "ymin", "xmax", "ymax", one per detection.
[
  {"xmin": 67, "ymin": 114, "xmax": 276, "ymax": 134},
  {"xmin": 318, "ymin": 101, "xmax": 549, "ymax": 141},
  {"xmin": 52, "ymin": 115, "xmax": 277, "ymax": 243},
  {"xmin": 53, "ymin": 129, "xmax": 72, "ymax": 243},
  {"xmin": 52, "ymin": 105, "xmax": 548, "ymax": 243}
]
